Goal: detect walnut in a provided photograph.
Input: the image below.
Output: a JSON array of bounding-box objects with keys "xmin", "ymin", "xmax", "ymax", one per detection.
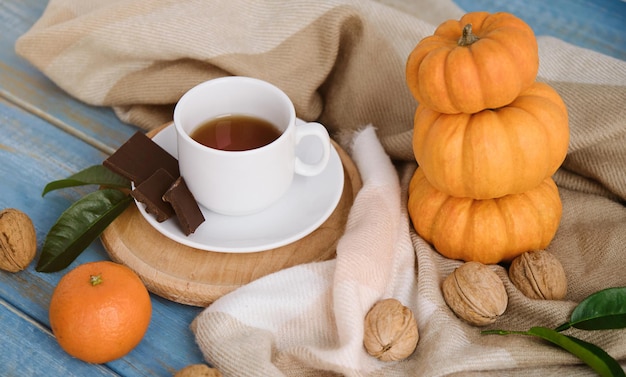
[
  {"xmin": 174, "ymin": 364, "xmax": 222, "ymax": 377},
  {"xmin": 509, "ymin": 250, "xmax": 567, "ymax": 300},
  {"xmin": 442, "ymin": 261, "xmax": 508, "ymax": 326},
  {"xmin": 363, "ymin": 298, "xmax": 419, "ymax": 361},
  {"xmin": 0, "ymin": 209, "xmax": 37, "ymax": 272}
]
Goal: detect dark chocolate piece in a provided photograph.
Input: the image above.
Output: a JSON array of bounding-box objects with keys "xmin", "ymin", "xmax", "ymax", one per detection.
[
  {"xmin": 131, "ymin": 168, "xmax": 176, "ymax": 222},
  {"xmin": 103, "ymin": 131, "xmax": 179, "ymax": 185},
  {"xmin": 163, "ymin": 177, "xmax": 205, "ymax": 235}
]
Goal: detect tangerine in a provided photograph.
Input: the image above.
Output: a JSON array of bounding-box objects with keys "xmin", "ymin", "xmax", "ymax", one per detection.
[{"xmin": 49, "ymin": 260, "xmax": 152, "ymax": 364}]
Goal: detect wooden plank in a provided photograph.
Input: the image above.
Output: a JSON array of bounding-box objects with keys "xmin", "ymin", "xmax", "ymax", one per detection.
[
  {"xmin": 0, "ymin": 99, "xmax": 206, "ymax": 376},
  {"xmin": 454, "ymin": 0, "xmax": 626, "ymax": 60},
  {"xmin": 0, "ymin": 0, "xmax": 138, "ymax": 152}
]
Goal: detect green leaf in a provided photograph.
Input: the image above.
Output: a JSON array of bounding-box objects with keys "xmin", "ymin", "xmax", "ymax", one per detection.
[
  {"xmin": 483, "ymin": 327, "xmax": 625, "ymax": 377},
  {"xmin": 556, "ymin": 287, "xmax": 626, "ymax": 332},
  {"xmin": 36, "ymin": 189, "xmax": 132, "ymax": 272},
  {"xmin": 528, "ymin": 327, "xmax": 625, "ymax": 377},
  {"xmin": 42, "ymin": 165, "xmax": 130, "ymax": 196}
]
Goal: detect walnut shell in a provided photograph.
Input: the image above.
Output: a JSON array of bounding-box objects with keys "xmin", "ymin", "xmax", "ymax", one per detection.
[
  {"xmin": 442, "ymin": 261, "xmax": 508, "ymax": 326},
  {"xmin": 174, "ymin": 364, "xmax": 222, "ymax": 377},
  {"xmin": 363, "ymin": 298, "xmax": 419, "ymax": 361},
  {"xmin": 0, "ymin": 209, "xmax": 37, "ymax": 272},
  {"xmin": 509, "ymin": 250, "xmax": 567, "ymax": 300}
]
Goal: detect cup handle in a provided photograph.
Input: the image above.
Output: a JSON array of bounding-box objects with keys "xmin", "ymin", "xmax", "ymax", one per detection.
[{"xmin": 294, "ymin": 122, "xmax": 331, "ymax": 176}]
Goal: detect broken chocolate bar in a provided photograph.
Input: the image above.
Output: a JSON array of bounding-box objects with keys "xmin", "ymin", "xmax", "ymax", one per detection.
[
  {"xmin": 103, "ymin": 131, "xmax": 179, "ymax": 185},
  {"xmin": 131, "ymin": 168, "xmax": 176, "ymax": 222},
  {"xmin": 163, "ymin": 176, "xmax": 205, "ymax": 235}
]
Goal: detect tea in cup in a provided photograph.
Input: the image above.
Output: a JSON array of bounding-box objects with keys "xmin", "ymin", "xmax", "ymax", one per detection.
[{"xmin": 173, "ymin": 76, "xmax": 331, "ymax": 216}]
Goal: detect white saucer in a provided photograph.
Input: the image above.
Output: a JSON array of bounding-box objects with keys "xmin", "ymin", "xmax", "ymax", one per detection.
[{"xmin": 134, "ymin": 122, "xmax": 345, "ymax": 253}]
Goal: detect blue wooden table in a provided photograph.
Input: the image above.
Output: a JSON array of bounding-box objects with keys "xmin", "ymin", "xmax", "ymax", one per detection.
[{"xmin": 1, "ymin": 0, "xmax": 624, "ymax": 376}]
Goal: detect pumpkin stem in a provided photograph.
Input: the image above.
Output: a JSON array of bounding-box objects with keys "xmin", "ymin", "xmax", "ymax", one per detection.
[
  {"xmin": 90, "ymin": 274, "xmax": 103, "ymax": 286},
  {"xmin": 458, "ymin": 24, "xmax": 479, "ymax": 46}
]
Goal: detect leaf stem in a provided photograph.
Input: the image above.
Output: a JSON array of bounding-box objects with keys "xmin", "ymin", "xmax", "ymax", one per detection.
[
  {"xmin": 481, "ymin": 329, "xmax": 528, "ymax": 336},
  {"xmin": 483, "ymin": 327, "xmax": 625, "ymax": 377}
]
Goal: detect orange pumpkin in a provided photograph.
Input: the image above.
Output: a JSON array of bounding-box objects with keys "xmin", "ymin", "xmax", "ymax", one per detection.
[
  {"xmin": 408, "ymin": 168, "xmax": 562, "ymax": 264},
  {"xmin": 413, "ymin": 82, "xmax": 569, "ymax": 200},
  {"xmin": 406, "ymin": 12, "xmax": 539, "ymax": 114}
]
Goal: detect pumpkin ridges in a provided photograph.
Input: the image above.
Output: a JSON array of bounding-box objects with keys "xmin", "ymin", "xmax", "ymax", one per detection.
[
  {"xmin": 469, "ymin": 37, "xmax": 524, "ymax": 107},
  {"xmin": 408, "ymin": 168, "xmax": 562, "ymax": 264},
  {"xmin": 504, "ymin": 104, "xmax": 556, "ymax": 182},
  {"xmin": 417, "ymin": 46, "xmax": 454, "ymax": 112},
  {"xmin": 493, "ymin": 105, "xmax": 547, "ymax": 186},
  {"xmin": 444, "ymin": 42, "xmax": 486, "ymax": 113},
  {"xmin": 414, "ymin": 106, "xmax": 522, "ymax": 198},
  {"xmin": 437, "ymin": 197, "xmax": 473, "ymax": 261},
  {"xmin": 500, "ymin": 83, "xmax": 569, "ymax": 179},
  {"xmin": 406, "ymin": 11, "xmax": 539, "ymax": 114},
  {"xmin": 407, "ymin": 12, "xmax": 566, "ymax": 264},
  {"xmin": 491, "ymin": 21, "xmax": 538, "ymax": 85},
  {"xmin": 464, "ymin": 199, "xmax": 501, "ymax": 263},
  {"xmin": 412, "ymin": 82, "xmax": 569, "ymax": 199},
  {"xmin": 407, "ymin": 170, "xmax": 444, "ymax": 241},
  {"xmin": 509, "ymin": 83, "xmax": 570, "ymax": 174},
  {"xmin": 462, "ymin": 111, "xmax": 509, "ymax": 193},
  {"xmin": 496, "ymin": 192, "xmax": 544, "ymax": 261},
  {"xmin": 474, "ymin": 11, "xmax": 539, "ymax": 74},
  {"xmin": 521, "ymin": 178, "xmax": 563, "ymax": 245},
  {"xmin": 465, "ymin": 11, "xmax": 495, "ymax": 32}
]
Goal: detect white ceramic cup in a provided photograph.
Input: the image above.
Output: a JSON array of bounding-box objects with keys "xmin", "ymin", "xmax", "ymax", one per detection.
[{"xmin": 173, "ymin": 76, "xmax": 331, "ymax": 216}]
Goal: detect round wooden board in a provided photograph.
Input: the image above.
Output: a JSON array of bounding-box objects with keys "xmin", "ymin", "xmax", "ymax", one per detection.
[{"xmin": 101, "ymin": 124, "xmax": 361, "ymax": 307}]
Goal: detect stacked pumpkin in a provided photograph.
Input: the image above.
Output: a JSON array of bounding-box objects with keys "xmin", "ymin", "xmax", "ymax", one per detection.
[{"xmin": 405, "ymin": 12, "xmax": 569, "ymax": 265}]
